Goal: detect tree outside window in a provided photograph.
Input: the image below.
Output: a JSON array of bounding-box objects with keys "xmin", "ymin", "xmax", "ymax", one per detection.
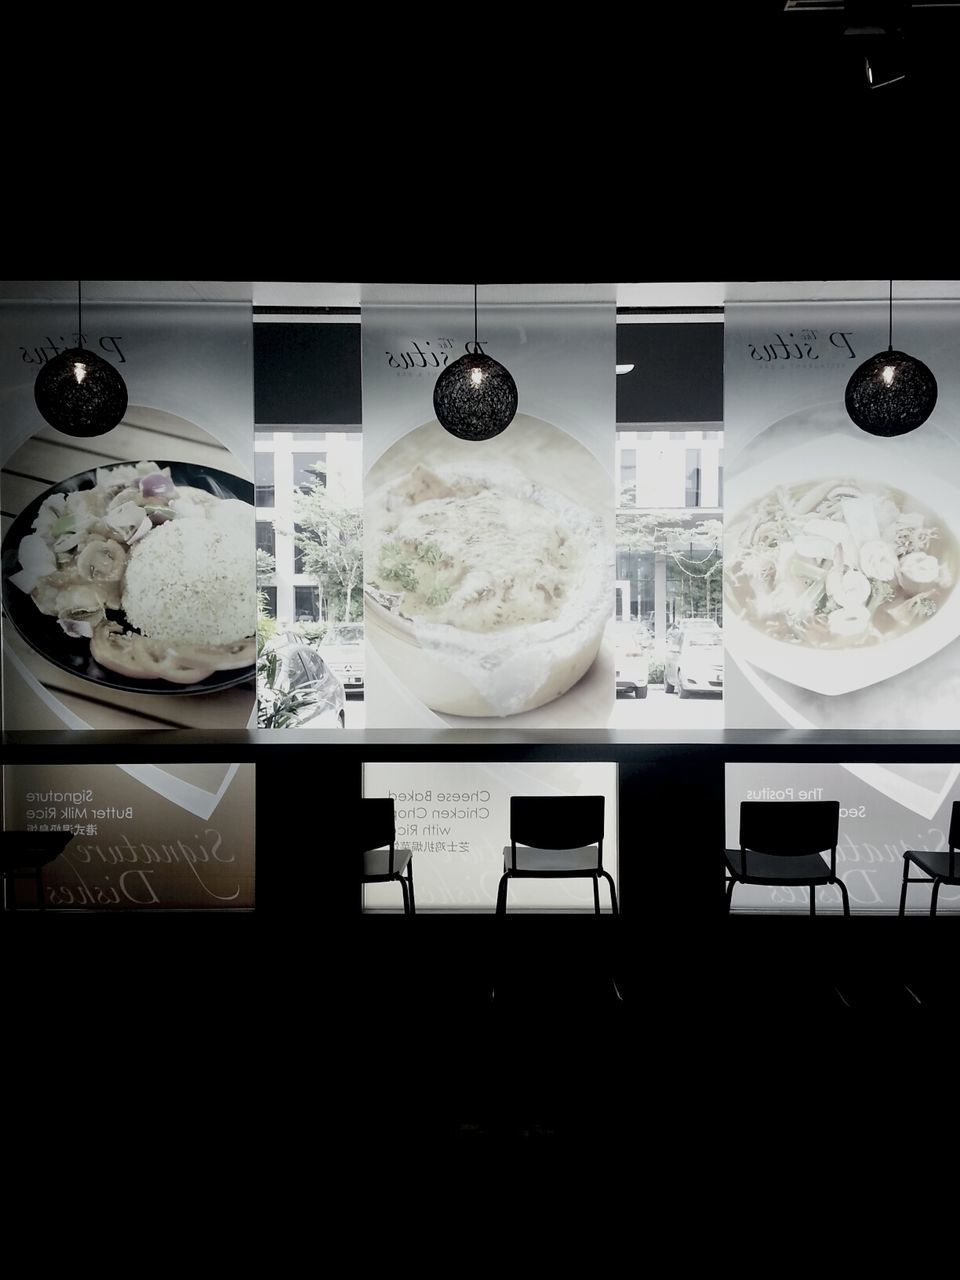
[{"xmin": 292, "ymin": 465, "xmax": 363, "ymax": 623}]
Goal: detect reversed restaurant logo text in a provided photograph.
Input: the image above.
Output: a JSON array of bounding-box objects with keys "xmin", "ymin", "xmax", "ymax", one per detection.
[{"xmin": 748, "ymin": 329, "xmax": 856, "ymax": 365}]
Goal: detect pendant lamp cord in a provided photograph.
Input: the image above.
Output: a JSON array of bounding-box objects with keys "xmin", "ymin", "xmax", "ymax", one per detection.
[
  {"xmin": 888, "ymin": 278, "xmax": 893, "ymax": 351},
  {"xmin": 474, "ymin": 282, "xmax": 478, "ymax": 352},
  {"xmin": 77, "ymin": 279, "xmax": 83, "ymax": 350}
]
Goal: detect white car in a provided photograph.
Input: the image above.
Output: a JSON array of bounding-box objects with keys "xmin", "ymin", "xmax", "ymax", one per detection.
[
  {"xmin": 320, "ymin": 622, "xmax": 364, "ymax": 696},
  {"xmin": 614, "ymin": 620, "xmax": 651, "ymax": 698},
  {"xmin": 664, "ymin": 627, "xmax": 724, "ymax": 698}
]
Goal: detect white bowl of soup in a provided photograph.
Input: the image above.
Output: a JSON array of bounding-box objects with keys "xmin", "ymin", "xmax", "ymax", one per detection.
[{"xmin": 723, "ymin": 430, "xmax": 960, "ymax": 695}]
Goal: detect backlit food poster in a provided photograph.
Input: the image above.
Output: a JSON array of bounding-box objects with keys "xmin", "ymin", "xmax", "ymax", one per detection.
[
  {"xmin": 2, "ymin": 762, "xmax": 255, "ymax": 909},
  {"xmin": 361, "ymin": 288, "xmax": 615, "ymax": 728},
  {"xmin": 724, "ymin": 300, "xmax": 960, "ymax": 731},
  {"xmin": 725, "ymin": 763, "xmax": 959, "ymax": 914},
  {"xmin": 0, "ymin": 300, "xmax": 255, "ymax": 731},
  {"xmin": 362, "ymin": 761, "xmax": 618, "ymax": 911}
]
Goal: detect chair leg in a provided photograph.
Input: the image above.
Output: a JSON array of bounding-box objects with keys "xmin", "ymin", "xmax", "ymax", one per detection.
[
  {"xmin": 496, "ymin": 874, "xmax": 509, "ymax": 916},
  {"xmin": 600, "ymin": 871, "xmax": 619, "ymax": 916},
  {"xmin": 593, "ymin": 877, "xmax": 601, "ymax": 915},
  {"xmin": 898, "ymin": 857, "xmax": 911, "ymax": 917},
  {"xmin": 836, "ymin": 877, "xmax": 850, "ymax": 917},
  {"xmin": 406, "ymin": 861, "xmax": 416, "ymax": 914},
  {"xmin": 810, "ymin": 885, "xmax": 816, "ymax": 916},
  {"xmin": 399, "ymin": 877, "xmax": 410, "ymax": 915},
  {"xmin": 725, "ymin": 877, "xmax": 736, "ymax": 914},
  {"xmin": 930, "ymin": 878, "xmax": 942, "ymax": 917}
]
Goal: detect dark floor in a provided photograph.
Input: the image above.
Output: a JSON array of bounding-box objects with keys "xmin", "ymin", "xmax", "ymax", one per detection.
[{"xmin": 5, "ymin": 913, "xmax": 956, "ymax": 1170}]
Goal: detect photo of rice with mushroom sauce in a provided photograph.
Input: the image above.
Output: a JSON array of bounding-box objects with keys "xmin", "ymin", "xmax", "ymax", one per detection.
[
  {"xmin": 724, "ymin": 477, "xmax": 956, "ymax": 649},
  {"xmin": 7, "ymin": 461, "xmax": 256, "ymax": 685}
]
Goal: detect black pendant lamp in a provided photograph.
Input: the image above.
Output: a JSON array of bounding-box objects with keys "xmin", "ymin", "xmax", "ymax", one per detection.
[
  {"xmin": 34, "ymin": 281, "xmax": 128, "ymax": 437},
  {"xmin": 433, "ymin": 284, "xmax": 518, "ymax": 440},
  {"xmin": 844, "ymin": 280, "xmax": 937, "ymax": 436}
]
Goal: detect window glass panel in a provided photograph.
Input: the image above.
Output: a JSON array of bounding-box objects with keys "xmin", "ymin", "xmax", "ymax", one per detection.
[
  {"xmin": 256, "ymin": 521, "xmax": 276, "ymax": 559},
  {"xmin": 685, "ymin": 448, "xmax": 701, "ymax": 508},
  {"xmin": 294, "ymin": 585, "xmax": 320, "ymax": 621},
  {"xmin": 619, "ymin": 447, "xmax": 636, "ymax": 506},
  {"xmin": 294, "ymin": 452, "xmax": 326, "ymax": 491},
  {"xmin": 255, "ymin": 452, "xmax": 275, "ymax": 507}
]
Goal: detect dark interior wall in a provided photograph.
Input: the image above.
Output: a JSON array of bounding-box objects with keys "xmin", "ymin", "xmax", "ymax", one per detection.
[
  {"xmin": 616, "ymin": 321, "xmax": 723, "ymax": 423},
  {"xmin": 253, "ymin": 321, "xmax": 362, "ymax": 425},
  {"xmin": 253, "ymin": 317, "xmax": 724, "ymax": 425}
]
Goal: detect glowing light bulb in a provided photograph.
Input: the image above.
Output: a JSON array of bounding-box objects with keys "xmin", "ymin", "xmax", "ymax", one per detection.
[
  {"xmin": 73, "ymin": 361, "xmax": 88, "ymax": 384},
  {"xmin": 471, "ymin": 366, "xmax": 484, "ymax": 387},
  {"xmin": 882, "ymin": 364, "xmax": 896, "ymax": 387}
]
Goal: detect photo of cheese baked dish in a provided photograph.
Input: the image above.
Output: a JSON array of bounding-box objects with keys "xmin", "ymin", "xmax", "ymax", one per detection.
[
  {"xmin": 1, "ymin": 460, "xmax": 256, "ymax": 693},
  {"xmin": 365, "ymin": 414, "xmax": 613, "ymax": 717}
]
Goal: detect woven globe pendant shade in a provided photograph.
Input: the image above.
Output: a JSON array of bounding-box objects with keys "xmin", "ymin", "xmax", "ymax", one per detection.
[
  {"xmin": 844, "ymin": 281, "xmax": 937, "ymax": 437},
  {"xmin": 433, "ymin": 285, "xmax": 518, "ymax": 440},
  {"xmin": 34, "ymin": 346, "xmax": 128, "ymax": 437},
  {"xmin": 433, "ymin": 348, "xmax": 518, "ymax": 441},
  {"xmin": 33, "ymin": 282, "xmax": 128, "ymax": 437},
  {"xmin": 844, "ymin": 348, "xmax": 938, "ymax": 437}
]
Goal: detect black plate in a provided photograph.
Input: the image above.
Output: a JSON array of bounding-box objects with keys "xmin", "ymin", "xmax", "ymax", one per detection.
[{"xmin": 1, "ymin": 461, "xmax": 256, "ymax": 695}]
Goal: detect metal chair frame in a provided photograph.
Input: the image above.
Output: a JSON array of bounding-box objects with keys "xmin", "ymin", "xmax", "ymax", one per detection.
[
  {"xmin": 360, "ymin": 798, "xmax": 416, "ymax": 915},
  {"xmin": 496, "ymin": 795, "xmax": 618, "ymax": 917},
  {"xmin": 725, "ymin": 800, "xmax": 850, "ymax": 916},
  {"xmin": 898, "ymin": 802, "xmax": 959, "ymax": 917}
]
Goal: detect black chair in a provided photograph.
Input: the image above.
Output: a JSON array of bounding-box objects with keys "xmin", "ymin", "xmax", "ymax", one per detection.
[
  {"xmin": 899, "ymin": 801, "xmax": 959, "ymax": 917},
  {"xmin": 1, "ymin": 831, "xmax": 74, "ymax": 910},
  {"xmin": 496, "ymin": 795, "xmax": 618, "ymax": 916},
  {"xmin": 359, "ymin": 798, "xmax": 415, "ymax": 914},
  {"xmin": 724, "ymin": 800, "xmax": 850, "ymax": 916}
]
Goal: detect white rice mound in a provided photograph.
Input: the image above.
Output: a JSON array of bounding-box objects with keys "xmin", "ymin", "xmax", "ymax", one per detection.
[{"xmin": 122, "ymin": 510, "xmax": 256, "ymax": 647}]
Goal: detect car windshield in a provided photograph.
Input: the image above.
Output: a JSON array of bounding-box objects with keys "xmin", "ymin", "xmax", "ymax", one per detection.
[
  {"xmin": 326, "ymin": 625, "xmax": 363, "ymax": 644},
  {"xmin": 686, "ymin": 635, "xmax": 721, "ymax": 648}
]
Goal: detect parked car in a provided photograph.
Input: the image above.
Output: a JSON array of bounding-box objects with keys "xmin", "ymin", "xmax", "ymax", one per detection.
[
  {"xmin": 258, "ymin": 636, "xmax": 345, "ymax": 727},
  {"xmin": 665, "ymin": 617, "xmax": 721, "ymax": 647},
  {"xmin": 319, "ymin": 622, "xmax": 364, "ymax": 696},
  {"xmin": 614, "ymin": 620, "xmax": 651, "ymax": 698},
  {"xmin": 664, "ymin": 626, "xmax": 723, "ymax": 698}
]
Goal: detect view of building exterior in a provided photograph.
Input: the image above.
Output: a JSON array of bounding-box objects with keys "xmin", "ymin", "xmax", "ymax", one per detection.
[
  {"xmin": 615, "ymin": 426, "xmax": 723, "ymax": 652},
  {"xmin": 255, "ymin": 430, "xmax": 362, "ymax": 625}
]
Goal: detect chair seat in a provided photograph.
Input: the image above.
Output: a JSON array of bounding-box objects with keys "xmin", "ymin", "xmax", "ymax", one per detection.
[
  {"xmin": 725, "ymin": 848, "xmax": 833, "ymax": 884},
  {"xmin": 502, "ymin": 844, "xmax": 600, "ymax": 873},
  {"xmin": 362, "ymin": 846, "xmax": 413, "ymax": 879},
  {"xmin": 904, "ymin": 849, "xmax": 960, "ymax": 882}
]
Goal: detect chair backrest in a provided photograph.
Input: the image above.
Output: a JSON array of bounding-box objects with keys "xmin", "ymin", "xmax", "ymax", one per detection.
[
  {"xmin": 740, "ymin": 800, "xmax": 840, "ymax": 876},
  {"xmin": 949, "ymin": 800, "xmax": 959, "ymax": 878},
  {"xmin": 510, "ymin": 795, "xmax": 605, "ymax": 869},
  {"xmin": 358, "ymin": 798, "xmax": 396, "ymax": 874}
]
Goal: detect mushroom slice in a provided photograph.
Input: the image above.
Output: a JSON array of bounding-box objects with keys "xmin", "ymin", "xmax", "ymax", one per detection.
[{"xmin": 77, "ymin": 537, "xmax": 127, "ymax": 582}]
